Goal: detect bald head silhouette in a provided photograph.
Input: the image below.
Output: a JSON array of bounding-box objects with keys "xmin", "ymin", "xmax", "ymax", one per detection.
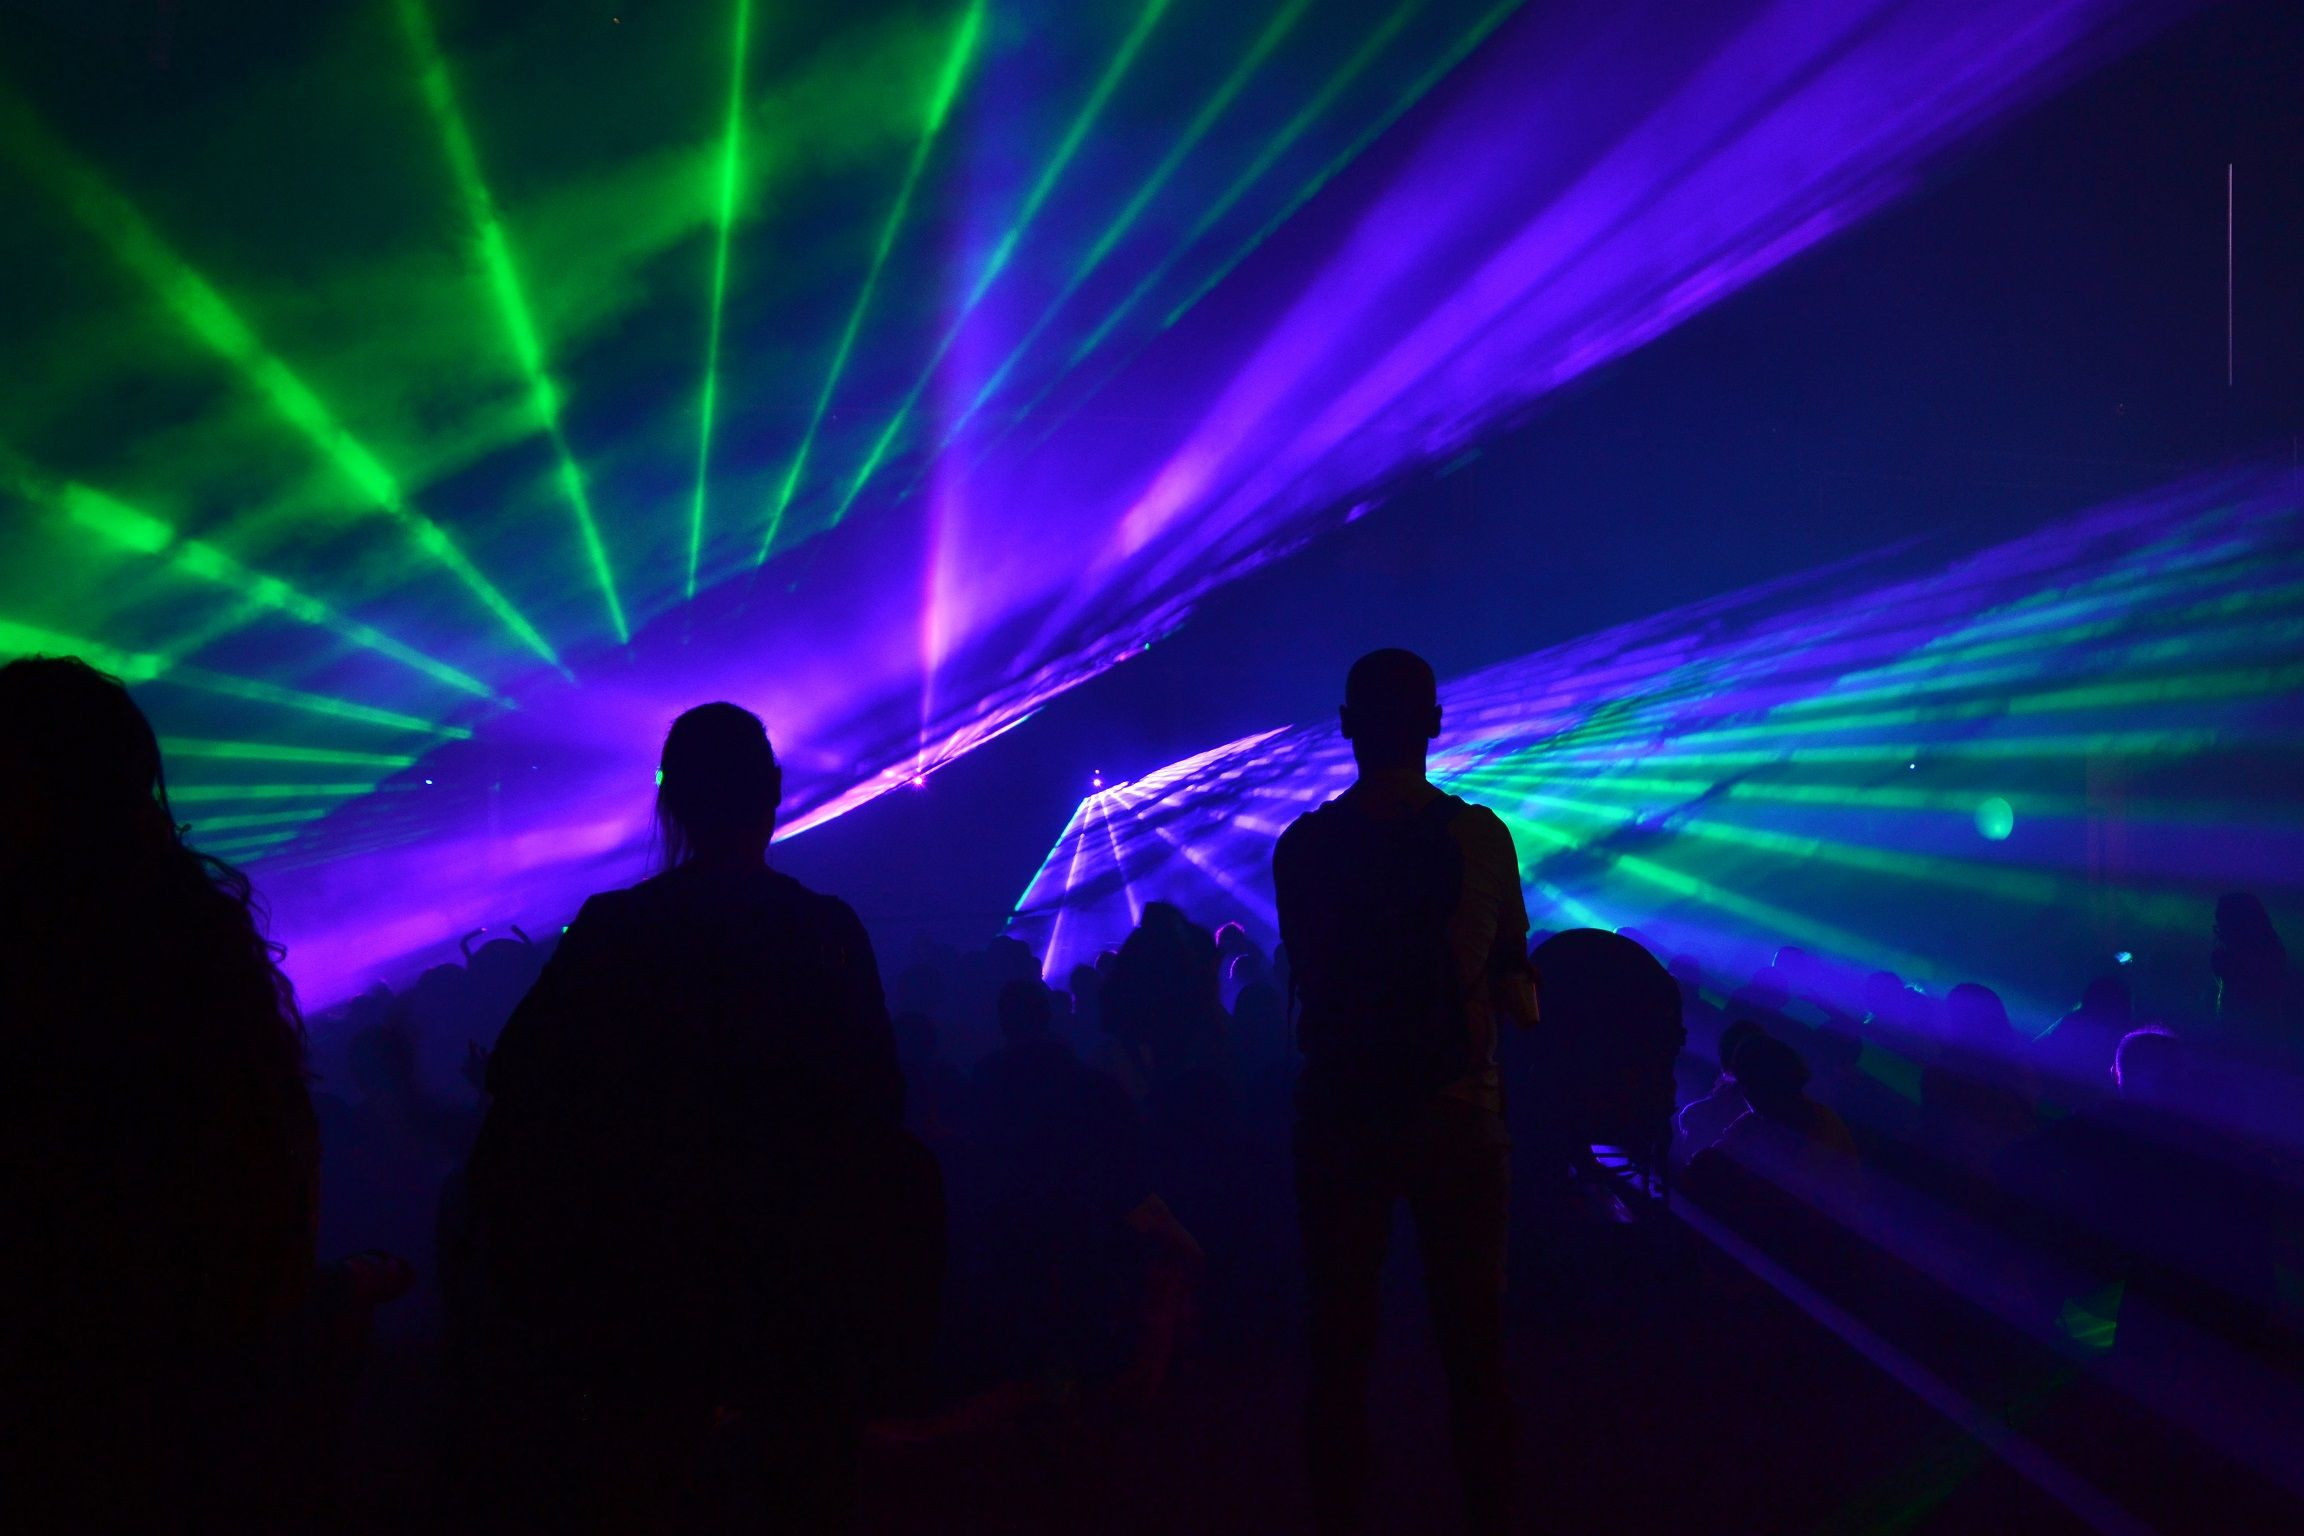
[{"xmin": 1340, "ymin": 648, "xmax": 1440, "ymax": 775}]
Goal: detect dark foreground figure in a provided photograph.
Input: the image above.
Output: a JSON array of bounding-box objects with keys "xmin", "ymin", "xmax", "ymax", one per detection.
[
  {"xmin": 12, "ymin": 654, "xmax": 2302, "ymax": 1535},
  {"xmin": 0, "ymin": 658, "xmax": 322, "ymax": 1531},
  {"xmin": 456, "ymin": 702, "xmax": 942, "ymax": 1532},
  {"xmin": 1275, "ymin": 649, "xmax": 1537, "ymax": 1536}
]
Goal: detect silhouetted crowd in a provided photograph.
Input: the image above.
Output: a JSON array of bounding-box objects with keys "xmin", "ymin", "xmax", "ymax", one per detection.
[{"xmin": 5, "ymin": 653, "xmax": 2301, "ymax": 1534}]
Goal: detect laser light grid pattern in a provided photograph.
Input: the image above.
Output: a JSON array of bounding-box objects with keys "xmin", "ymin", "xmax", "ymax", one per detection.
[{"xmin": 1008, "ymin": 466, "xmax": 2304, "ymax": 1029}]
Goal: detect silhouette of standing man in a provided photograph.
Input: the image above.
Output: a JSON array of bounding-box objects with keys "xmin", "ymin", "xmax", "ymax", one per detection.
[
  {"xmin": 460, "ymin": 703, "xmax": 936, "ymax": 1533},
  {"xmin": 1275, "ymin": 650, "xmax": 1535, "ymax": 1536}
]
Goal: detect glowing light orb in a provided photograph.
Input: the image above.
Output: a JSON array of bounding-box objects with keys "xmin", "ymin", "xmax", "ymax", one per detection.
[{"xmin": 1975, "ymin": 797, "xmax": 2016, "ymax": 842}]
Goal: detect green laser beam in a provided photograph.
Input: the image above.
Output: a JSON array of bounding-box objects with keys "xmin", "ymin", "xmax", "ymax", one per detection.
[
  {"xmin": 1160, "ymin": 0, "xmax": 1527, "ymax": 329},
  {"xmin": 0, "ymin": 93, "xmax": 563, "ymax": 671},
  {"xmin": 196, "ymin": 830, "xmax": 304, "ymax": 857},
  {"xmin": 1503, "ymin": 771, "xmax": 2274, "ymax": 828},
  {"xmin": 0, "ymin": 617, "xmax": 178, "ymax": 685},
  {"xmin": 756, "ymin": 0, "xmax": 984, "ymax": 565},
  {"xmin": 1465, "ymin": 767, "xmax": 2208, "ymax": 949},
  {"xmin": 180, "ymin": 807, "xmax": 340, "ymax": 833},
  {"xmin": 1516, "ymin": 546, "xmax": 2304, "ymax": 747},
  {"xmin": 161, "ymin": 738, "xmax": 418, "ymax": 768},
  {"xmin": 1540, "ymin": 631, "xmax": 2304, "ymax": 762},
  {"xmin": 925, "ymin": 0, "xmax": 1312, "ymax": 460},
  {"xmin": 1749, "ymin": 560, "xmax": 2304, "ymax": 707},
  {"xmin": 966, "ymin": 0, "xmax": 1177, "ymax": 321},
  {"xmin": 168, "ymin": 783, "xmax": 391, "ymax": 803},
  {"xmin": 1839, "ymin": 554, "xmax": 2304, "ymax": 674},
  {"xmin": 1527, "ymin": 728, "xmax": 2228, "ymax": 773},
  {"xmin": 986, "ymin": 0, "xmax": 1442, "ymax": 464},
  {"xmin": 19, "ymin": 474, "xmax": 502, "ymax": 702},
  {"xmin": 1495, "ymin": 808, "xmax": 1949, "ymax": 983},
  {"xmin": 1782, "ymin": 606, "xmax": 2304, "ymax": 719},
  {"xmin": 827, "ymin": 0, "xmax": 1177, "ymax": 529},
  {"xmin": 689, "ymin": 0, "xmax": 755, "ymax": 600},
  {"xmin": 398, "ymin": 0, "xmax": 628, "ymax": 644},
  {"xmin": 1477, "ymin": 776, "xmax": 2171, "ymax": 920},
  {"xmin": 161, "ymin": 672, "xmax": 458, "ymax": 734},
  {"xmin": 1527, "ymin": 875, "xmax": 1612, "ymax": 930},
  {"xmin": 1588, "ymin": 660, "xmax": 2304, "ymax": 753},
  {"xmin": 1070, "ymin": 0, "xmax": 1426, "ymax": 373},
  {"xmin": 0, "ymin": 617, "xmax": 464, "ymax": 736}
]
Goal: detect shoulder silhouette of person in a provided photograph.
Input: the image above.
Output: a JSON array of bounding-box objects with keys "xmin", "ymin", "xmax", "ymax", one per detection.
[
  {"xmin": 1272, "ymin": 648, "xmax": 1535, "ymax": 1536},
  {"xmin": 459, "ymin": 702, "xmax": 933, "ymax": 1532},
  {"xmin": 1676, "ymin": 1017, "xmax": 1769, "ymax": 1164},
  {"xmin": 0, "ymin": 655, "xmax": 317, "ymax": 1529}
]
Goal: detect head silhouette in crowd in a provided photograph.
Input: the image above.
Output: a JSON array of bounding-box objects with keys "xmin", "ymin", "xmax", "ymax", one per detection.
[
  {"xmin": 985, "ymin": 935, "xmax": 1040, "ymax": 989},
  {"xmin": 656, "ymin": 701, "xmax": 783, "ymax": 870},
  {"xmin": 892, "ymin": 1009, "xmax": 938, "ymax": 1066},
  {"xmin": 997, "ymin": 977, "xmax": 1055, "ymax": 1045},
  {"xmin": 1860, "ymin": 971, "xmax": 1906, "ymax": 1025},
  {"xmin": 2113, "ymin": 1025, "xmax": 2183, "ymax": 1108},
  {"xmin": 1730, "ymin": 1034, "xmax": 1811, "ymax": 1125},
  {"xmin": 468, "ymin": 935, "xmax": 544, "ymax": 1018},
  {"xmin": 2216, "ymin": 892, "xmax": 2282, "ymax": 951},
  {"xmin": 1736, "ymin": 969, "xmax": 1790, "ymax": 1016},
  {"xmin": 0, "ymin": 656, "xmax": 301, "ymax": 1039},
  {"xmin": 2212, "ymin": 892, "xmax": 2287, "ymax": 1029},
  {"xmin": 1717, "ymin": 1019, "xmax": 1768, "ymax": 1080},
  {"xmin": 1341, "ymin": 647, "xmax": 1440, "ymax": 774},
  {"xmin": 1945, "ymin": 982, "xmax": 2013, "ymax": 1042},
  {"xmin": 1772, "ymin": 946, "xmax": 1826, "ymax": 996},
  {"xmin": 2, "ymin": 653, "xmax": 183, "ymax": 874},
  {"xmin": 349, "ymin": 1019, "xmax": 422, "ymax": 1110},
  {"xmin": 1140, "ymin": 899, "xmax": 1196, "ymax": 946},
  {"xmin": 896, "ymin": 960, "xmax": 946, "ymax": 1020}
]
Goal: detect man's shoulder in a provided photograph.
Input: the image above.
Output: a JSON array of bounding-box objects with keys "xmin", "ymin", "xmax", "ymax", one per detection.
[
  {"xmin": 1275, "ymin": 798, "xmax": 1342, "ymax": 855},
  {"xmin": 758, "ymin": 864, "xmax": 825, "ymax": 901},
  {"xmin": 617, "ymin": 868, "xmax": 694, "ymax": 910},
  {"xmin": 564, "ymin": 883, "xmax": 644, "ymax": 934},
  {"xmin": 602, "ymin": 870, "xmax": 722, "ymax": 931},
  {"xmin": 760, "ymin": 868, "xmax": 868, "ymax": 936},
  {"xmin": 1444, "ymin": 798, "xmax": 1516, "ymax": 849},
  {"xmin": 622, "ymin": 866, "xmax": 864, "ymax": 933},
  {"xmin": 1286, "ymin": 791, "xmax": 1350, "ymax": 827},
  {"xmin": 1443, "ymin": 795, "xmax": 1509, "ymax": 829}
]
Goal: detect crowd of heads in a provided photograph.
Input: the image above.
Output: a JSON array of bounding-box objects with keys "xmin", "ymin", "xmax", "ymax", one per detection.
[
  {"xmin": 1658, "ymin": 912, "xmax": 2304, "ymax": 1425},
  {"xmin": 7, "ymin": 656, "xmax": 2301, "ymax": 1531}
]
